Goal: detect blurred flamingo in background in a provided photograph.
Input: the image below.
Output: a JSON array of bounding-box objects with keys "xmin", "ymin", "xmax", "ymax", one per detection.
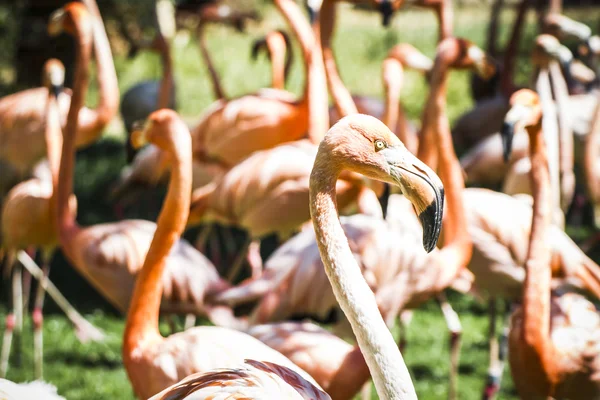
[
  {"xmin": 49, "ymin": 3, "xmax": 234, "ymax": 327},
  {"xmin": 503, "ymin": 89, "xmax": 600, "ymax": 400},
  {"xmin": 251, "ymin": 30, "xmax": 293, "ymax": 91},
  {"xmin": 0, "ymin": 0, "xmax": 117, "ymax": 198},
  {"xmin": 122, "ymin": 108, "xmax": 322, "ymax": 399}
]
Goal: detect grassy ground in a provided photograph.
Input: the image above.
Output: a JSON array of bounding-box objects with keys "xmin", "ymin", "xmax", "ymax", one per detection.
[{"xmin": 1, "ymin": 2, "xmax": 600, "ymax": 399}]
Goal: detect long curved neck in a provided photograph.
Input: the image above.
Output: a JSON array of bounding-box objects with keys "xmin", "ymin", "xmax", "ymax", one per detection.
[
  {"xmin": 417, "ymin": 57, "xmax": 450, "ymax": 171},
  {"xmin": 57, "ymin": 22, "xmax": 93, "ymax": 245},
  {"xmin": 275, "ymin": 0, "xmax": 328, "ymax": 142},
  {"xmin": 46, "ymin": 90, "xmax": 63, "ymax": 223},
  {"xmin": 124, "ymin": 120, "xmax": 192, "ymax": 360},
  {"xmin": 521, "ymin": 117, "xmax": 555, "ymax": 387},
  {"xmin": 198, "ymin": 24, "xmax": 226, "ymax": 101},
  {"xmin": 321, "ymin": 0, "xmax": 358, "ymax": 117},
  {"xmin": 157, "ymin": 37, "xmax": 174, "ymax": 109},
  {"xmin": 268, "ymin": 35, "xmax": 287, "ymax": 90},
  {"xmin": 431, "ymin": 70, "xmax": 472, "ymax": 291},
  {"xmin": 583, "ymin": 93, "xmax": 600, "ymax": 221},
  {"xmin": 501, "ymin": 0, "xmax": 528, "ymax": 97},
  {"xmin": 536, "ymin": 68, "xmax": 563, "ymax": 227},
  {"xmin": 435, "ymin": 0, "xmax": 453, "ymax": 42},
  {"xmin": 79, "ymin": 0, "xmax": 119, "ymax": 146},
  {"xmin": 309, "ymin": 158, "xmax": 417, "ymax": 400},
  {"xmin": 548, "ymin": 61, "xmax": 574, "ymax": 213},
  {"xmin": 307, "ymin": 12, "xmax": 329, "ymax": 143},
  {"xmin": 382, "ymin": 59, "xmax": 402, "ymax": 134}
]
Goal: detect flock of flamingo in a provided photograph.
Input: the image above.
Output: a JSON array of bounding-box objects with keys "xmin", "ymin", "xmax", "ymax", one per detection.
[{"xmin": 0, "ymin": 0, "xmax": 599, "ymax": 398}]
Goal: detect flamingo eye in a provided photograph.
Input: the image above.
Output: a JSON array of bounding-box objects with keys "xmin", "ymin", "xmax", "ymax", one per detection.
[{"xmin": 374, "ymin": 139, "xmax": 387, "ymax": 151}]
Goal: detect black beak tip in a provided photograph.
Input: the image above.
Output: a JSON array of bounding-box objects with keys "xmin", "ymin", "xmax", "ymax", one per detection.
[
  {"xmin": 500, "ymin": 122, "xmax": 515, "ymax": 165},
  {"xmin": 418, "ymin": 189, "xmax": 444, "ymax": 253},
  {"xmin": 50, "ymin": 84, "xmax": 62, "ymax": 98},
  {"xmin": 306, "ymin": 5, "xmax": 317, "ymax": 24},
  {"xmin": 380, "ymin": 3, "xmax": 393, "ymax": 27}
]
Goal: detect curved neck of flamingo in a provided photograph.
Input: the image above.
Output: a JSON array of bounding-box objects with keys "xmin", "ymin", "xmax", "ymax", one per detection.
[
  {"xmin": 417, "ymin": 54, "xmax": 452, "ymax": 171},
  {"xmin": 435, "ymin": 1, "xmax": 454, "ymax": 42},
  {"xmin": 45, "ymin": 90, "xmax": 63, "ymax": 224},
  {"xmin": 157, "ymin": 36, "xmax": 174, "ymax": 109},
  {"xmin": 583, "ymin": 93, "xmax": 600, "ymax": 217},
  {"xmin": 522, "ymin": 115, "xmax": 555, "ymax": 381},
  {"xmin": 267, "ymin": 33, "xmax": 287, "ymax": 90},
  {"xmin": 501, "ymin": 0, "xmax": 528, "ymax": 97},
  {"xmin": 198, "ymin": 23, "xmax": 226, "ymax": 101},
  {"xmin": 78, "ymin": 0, "xmax": 119, "ymax": 146},
  {"xmin": 326, "ymin": 346, "xmax": 371, "ymax": 400},
  {"xmin": 57, "ymin": 19, "xmax": 93, "ymax": 246},
  {"xmin": 307, "ymin": 12, "xmax": 330, "ymax": 144},
  {"xmin": 124, "ymin": 119, "xmax": 192, "ymax": 360},
  {"xmin": 309, "ymin": 156, "xmax": 417, "ymax": 400},
  {"xmin": 382, "ymin": 58, "xmax": 403, "ymax": 134},
  {"xmin": 320, "ymin": 0, "xmax": 358, "ymax": 117},
  {"xmin": 431, "ymin": 70, "xmax": 472, "ymax": 292},
  {"xmin": 548, "ymin": 60, "xmax": 574, "ymax": 213}
]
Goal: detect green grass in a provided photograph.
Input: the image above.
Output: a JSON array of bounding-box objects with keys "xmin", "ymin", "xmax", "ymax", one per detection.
[{"xmin": 1, "ymin": 3, "xmax": 600, "ymax": 400}]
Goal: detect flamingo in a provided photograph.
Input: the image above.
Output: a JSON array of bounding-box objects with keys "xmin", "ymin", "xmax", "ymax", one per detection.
[
  {"xmin": 0, "ymin": 60, "xmax": 77, "ymax": 379},
  {"xmin": 583, "ymin": 91, "xmax": 600, "ymax": 235},
  {"xmin": 185, "ymin": 0, "xmax": 386, "ymax": 281},
  {"xmin": 187, "ymin": 0, "xmax": 329, "ymax": 170},
  {"xmin": 251, "ymin": 30, "xmax": 293, "ymax": 91},
  {"xmin": 49, "ymin": 2, "xmax": 233, "ymax": 325},
  {"xmin": 122, "ymin": 109, "xmax": 322, "ymax": 399},
  {"xmin": 147, "ymin": 111, "xmax": 444, "ymax": 400},
  {"xmin": 316, "ymin": 0, "xmax": 452, "ymax": 125},
  {"xmin": 120, "ymin": 30, "xmax": 176, "ymax": 163},
  {"xmin": 0, "ymin": 0, "xmax": 117, "ymax": 196},
  {"xmin": 502, "ymin": 89, "xmax": 600, "ymax": 399}
]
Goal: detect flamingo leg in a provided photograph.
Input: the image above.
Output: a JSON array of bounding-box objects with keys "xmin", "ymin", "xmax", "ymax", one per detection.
[
  {"xmin": 16, "ymin": 251, "xmax": 105, "ymax": 343},
  {"xmin": 221, "ymin": 226, "xmax": 238, "ymax": 264},
  {"xmin": 360, "ymin": 381, "xmax": 371, "ymax": 400},
  {"xmin": 32, "ymin": 250, "xmax": 53, "ymax": 379},
  {"xmin": 483, "ymin": 297, "xmax": 499, "ymax": 400},
  {"xmin": 398, "ymin": 309, "xmax": 414, "ymax": 353},
  {"xmin": 0, "ymin": 253, "xmax": 17, "ymax": 378},
  {"xmin": 437, "ymin": 292, "xmax": 461, "ymax": 400},
  {"xmin": 13, "ymin": 264, "xmax": 23, "ymax": 368},
  {"xmin": 227, "ymin": 237, "xmax": 252, "ymax": 282},
  {"xmin": 184, "ymin": 314, "xmax": 196, "ymax": 330},
  {"xmin": 194, "ymin": 223, "xmax": 213, "ymax": 254},
  {"xmin": 246, "ymin": 240, "xmax": 263, "ymax": 279}
]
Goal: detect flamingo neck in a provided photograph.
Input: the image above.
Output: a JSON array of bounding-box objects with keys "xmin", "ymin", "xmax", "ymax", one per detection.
[
  {"xmin": 157, "ymin": 38, "xmax": 174, "ymax": 109},
  {"xmin": 435, "ymin": 1, "xmax": 454, "ymax": 42},
  {"xmin": 432, "ymin": 68, "xmax": 472, "ymax": 290},
  {"xmin": 268, "ymin": 35, "xmax": 287, "ymax": 90},
  {"xmin": 418, "ymin": 59, "xmax": 450, "ymax": 170},
  {"xmin": 500, "ymin": 0, "xmax": 528, "ymax": 97},
  {"xmin": 79, "ymin": 0, "xmax": 119, "ymax": 146},
  {"xmin": 276, "ymin": 0, "xmax": 318, "ymax": 112},
  {"xmin": 307, "ymin": 13, "xmax": 329, "ymax": 144},
  {"xmin": 309, "ymin": 157, "xmax": 417, "ymax": 400},
  {"xmin": 124, "ymin": 120, "xmax": 192, "ymax": 370},
  {"xmin": 57, "ymin": 23, "xmax": 93, "ymax": 245},
  {"xmin": 45, "ymin": 91, "xmax": 63, "ymax": 226},
  {"xmin": 583, "ymin": 93, "xmax": 600, "ymax": 220},
  {"xmin": 320, "ymin": 0, "xmax": 358, "ymax": 117},
  {"xmin": 522, "ymin": 118, "xmax": 555, "ymax": 385},
  {"xmin": 198, "ymin": 24, "xmax": 226, "ymax": 101},
  {"xmin": 327, "ymin": 346, "xmax": 371, "ymax": 400},
  {"xmin": 548, "ymin": 61, "xmax": 574, "ymax": 213},
  {"xmin": 382, "ymin": 59, "xmax": 402, "ymax": 134}
]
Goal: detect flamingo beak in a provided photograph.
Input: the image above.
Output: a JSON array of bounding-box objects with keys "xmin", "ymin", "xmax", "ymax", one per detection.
[
  {"xmin": 379, "ymin": 0, "xmax": 394, "ymax": 27},
  {"xmin": 548, "ymin": 14, "xmax": 591, "ymax": 41},
  {"xmin": 468, "ymin": 45, "xmax": 496, "ymax": 81},
  {"xmin": 381, "ymin": 146, "xmax": 444, "ymax": 252},
  {"xmin": 306, "ymin": 0, "xmax": 323, "ymax": 24},
  {"xmin": 501, "ymin": 104, "xmax": 529, "ymax": 163}
]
